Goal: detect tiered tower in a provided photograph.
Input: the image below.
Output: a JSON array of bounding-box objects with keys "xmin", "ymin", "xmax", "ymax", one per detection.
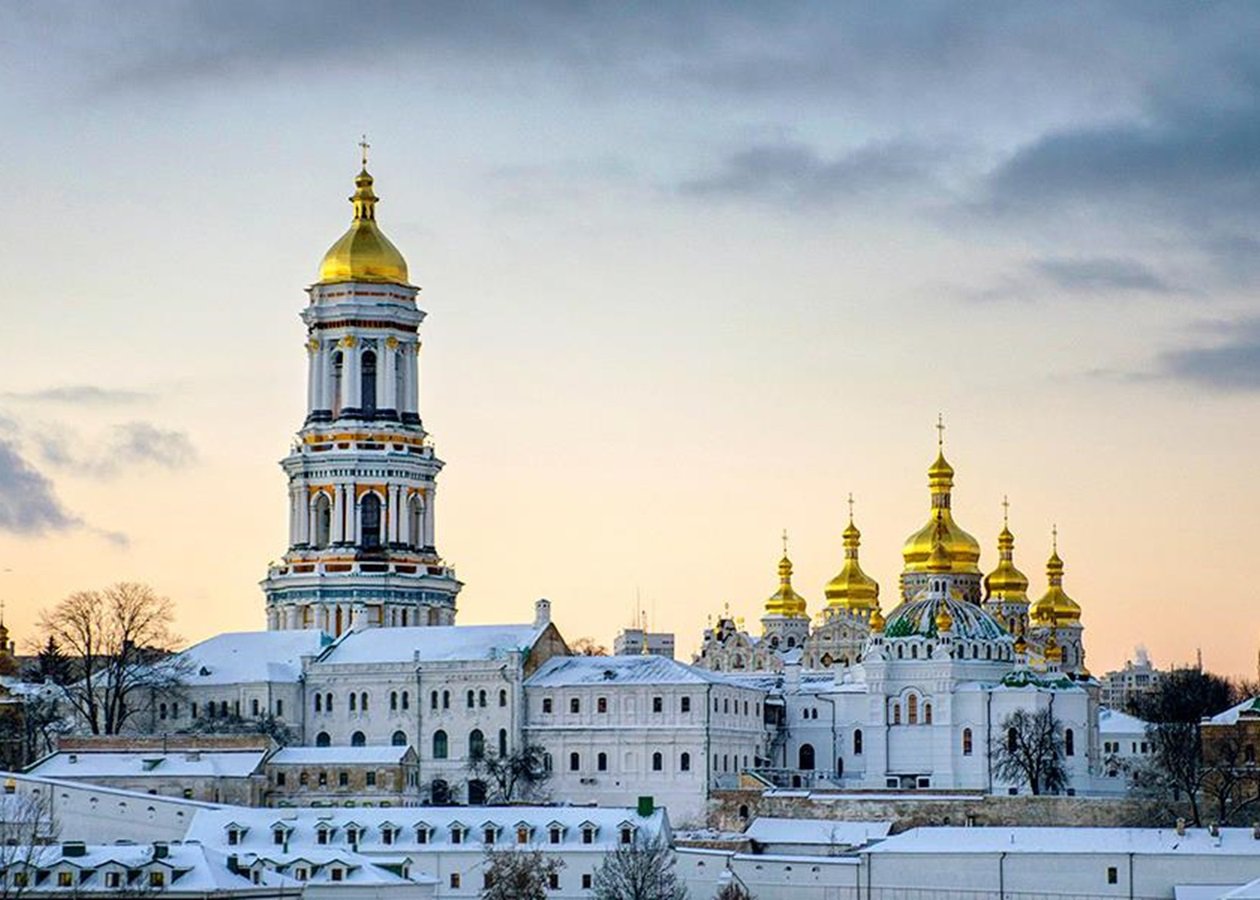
[
  {"xmin": 982, "ymin": 497, "xmax": 1031, "ymax": 636},
  {"xmin": 263, "ymin": 151, "xmax": 461, "ymax": 634},
  {"xmin": 760, "ymin": 533, "xmax": 811, "ymax": 650}
]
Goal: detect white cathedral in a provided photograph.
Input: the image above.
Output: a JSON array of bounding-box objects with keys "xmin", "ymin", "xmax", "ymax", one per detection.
[{"xmin": 135, "ymin": 159, "xmax": 1109, "ymax": 823}]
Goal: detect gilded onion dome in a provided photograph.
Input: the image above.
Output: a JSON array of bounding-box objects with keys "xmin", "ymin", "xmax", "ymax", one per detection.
[
  {"xmin": 1030, "ymin": 528, "xmax": 1082, "ymax": 625},
  {"xmin": 984, "ymin": 502, "xmax": 1030, "ymax": 603},
  {"xmin": 318, "ymin": 162, "xmax": 410, "ymax": 285},
  {"xmin": 869, "ymin": 606, "xmax": 886, "ymax": 633},
  {"xmin": 902, "ymin": 427, "xmax": 981, "ymax": 575},
  {"xmin": 824, "ymin": 499, "xmax": 880, "ymax": 614},
  {"xmin": 764, "ymin": 551, "xmax": 809, "ymax": 619}
]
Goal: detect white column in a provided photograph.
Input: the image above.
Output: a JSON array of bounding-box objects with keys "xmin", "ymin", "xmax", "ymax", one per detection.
[
  {"xmin": 331, "ymin": 486, "xmax": 345, "ymax": 544},
  {"xmin": 402, "ymin": 343, "xmax": 418, "ymax": 416},
  {"xmin": 345, "ymin": 342, "xmax": 362, "ymax": 410},
  {"xmin": 288, "ymin": 488, "xmax": 299, "ymax": 546},
  {"xmin": 347, "ymin": 488, "xmax": 359, "ymax": 545},
  {"xmin": 387, "ymin": 485, "xmax": 400, "ymax": 544},
  {"xmin": 399, "ymin": 491, "xmax": 412, "ymax": 547},
  {"xmin": 422, "ymin": 488, "xmax": 435, "ymax": 548},
  {"xmin": 306, "ymin": 341, "xmax": 320, "ymax": 414},
  {"xmin": 299, "ymin": 492, "xmax": 311, "ymax": 545}
]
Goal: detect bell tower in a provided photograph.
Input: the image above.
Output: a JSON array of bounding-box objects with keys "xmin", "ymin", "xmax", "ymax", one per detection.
[{"xmin": 262, "ymin": 150, "xmax": 461, "ymax": 634}]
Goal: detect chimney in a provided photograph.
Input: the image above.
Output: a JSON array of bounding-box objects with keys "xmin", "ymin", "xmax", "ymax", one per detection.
[
  {"xmin": 1175, "ymin": 818, "xmax": 1186, "ymax": 836},
  {"xmin": 61, "ymin": 842, "xmax": 86, "ymax": 858},
  {"xmin": 1252, "ymin": 822, "xmax": 1260, "ymax": 840},
  {"xmin": 534, "ymin": 598, "xmax": 551, "ymax": 629},
  {"xmin": 784, "ymin": 659, "xmax": 801, "ymax": 693},
  {"xmin": 1208, "ymin": 822, "xmax": 1220, "ymax": 838},
  {"xmin": 152, "ymin": 842, "xmax": 169, "ymax": 860}
]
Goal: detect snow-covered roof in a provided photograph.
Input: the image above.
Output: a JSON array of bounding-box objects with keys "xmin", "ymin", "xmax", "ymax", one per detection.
[
  {"xmin": 188, "ymin": 805, "xmax": 669, "ymax": 853},
  {"xmin": 1207, "ymin": 697, "xmax": 1260, "ymax": 726},
  {"xmin": 744, "ymin": 817, "xmax": 891, "ymax": 848},
  {"xmin": 1224, "ymin": 876, "xmax": 1260, "ymax": 899},
  {"xmin": 267, "ymin": 746, "xmax": 413, "ymax": 766},
  {"xmin": 1100, "ymin": 707, "xmax": 1149, "ymax": 734},
  {"xmin": 26, "ymin": 750, "xmax": 266, "ymax": 780},
  {"xmin": 319, "ymin": 624, "xmax": 546, "ymax": 665},
  {"xmin": 1177, "ymin": 886, "xmax": 1245, "ymax": 900},
  {"xmin": 867, "ymin": 827, "xmax": 1260, "ymax": 856},
  {"xmin": 14, "ymin": 842, "xmax": 298, "ymax": 892},
  {"xmin": 526, "ymin": 654, "xmax": 762, "ymax": 688},
  {"xmin": 179, "ymin": 630, "xmax": 332, "ymax": 685}
]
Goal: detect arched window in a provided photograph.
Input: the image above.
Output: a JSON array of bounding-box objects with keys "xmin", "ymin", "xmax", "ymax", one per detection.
[
  {"xmin": 853, "ymin": 729, "xmax": 863, "ymax": 755},
  {"xmin": 893, "ymin": 703, "xmax": 902, "ymax": 725},
  {"xmin": 430, "ymin": 691, "xmax": 438, "ymax": 710},
  {"xmin": 401, "ymin": 691, "xmax": 409, "ymax": 710},
  {"xmin": 569, "ymin": 752, "xmax": 580, "ymax": 772},
  {"xmin": 351, "ymin": 731, "xmax": 366, "ymax": 747},
  {"xmin": 361, "ymin": 493, "xmax": 382, "ymax": 551},
  {"xmin": 392, "ymin": 730, "xmax": 407, "ymax": 747},
  {"xmin": 1065, "ymin": 728, "xmax": 1075, "ymax": 757},
  {"xmin": 390, "ymin": 691, "xmax": 398, "ymax": 711},
  {"xmin": 408, "ymin": 496, "xmax": 423, "ymax": 549},
  {"xmin": 433, "ymin": 730, "xmax": 448, "ymax": 759},
  {"xmin": 394, "ymin": 349, "xmax": 406, "ymax": 413},
  {"xmin": 316, "ymin": 732, "xmax": 331, "ymax": 748},
  {"xmin": 469, "ymin": 729, "xmax": 485, "ymax": 760},
  {"xmin": 680, "ymin": 752, "xmax": 691, "ymax": 772},
  {"xmin": 478, "ymin": 690, "xmax": 487, "ymax": 708},
  {"xmin": 498, "ymin": 729, "xmax": 507, "ymax": 757},
  {"xmin": 652, "ymin": 752, "xmax": 663, "ymax": 772},
  {"xmin": 349, "ymin": 693, "xmax": 357, "ymax": 712},
  {"xmin": 798, "ymin": 744, "xmax": 816, "ymax": 770},
  {"xmin": 963, "ymin": 728, "xmax": 973, "ymax": 756},
  {"xmin": 325, "ymin": 693, "xmax": 333, "ymax": 711},
  {"xmin": 924, "ymin": 702, "xmax": 933, "ymax": 725},
  {"xmin": 313, "ymin": 493, "xmax": 332, "ymax": 549},
  {"xmin": 467, "ymin": 690, "xmax": 475, "ymax": 709},
  {"xmin": 442, "ymin": 691, "xmax": 450, "ymax": 709},
  {"xmin": 907, "ymin": 694, "xmax": 919, "ymax": 725},
  {"xmin": 360, "ymin": 350, "xmax": 377, "ymax": 414},
  {"xmin": 499, "ymin": 690, "xmax": 507, "ymax": 708},
  {"xmin": 468, "ymin": 780, "xmax": 487, "ymax": 806},
  {"xmin": 330, "ymin": 351, "xmax": 344, "ymax": 418},
  {"xmin": 1008, "ymin": 727, "xmax": 1018, "ymax": 753},
  {"xmin": 360, "ymin": 692, "xmax": 369, "ymax": 711},
  {"xmin": 597, "ymin": 752, "xmax": 608, "ymax": 772},
  {"xmin": 314, "ymin": 694, "xmax": 323, "ymax": 713}
]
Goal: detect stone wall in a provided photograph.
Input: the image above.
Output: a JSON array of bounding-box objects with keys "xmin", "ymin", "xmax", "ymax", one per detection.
[{"xmin": 709, "ymin": 789, "xmax": 1177, "ymax": 832}]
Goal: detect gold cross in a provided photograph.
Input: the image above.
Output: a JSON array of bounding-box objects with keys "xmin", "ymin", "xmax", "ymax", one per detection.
[
  {"xmin": 781, "ymin": 528, "xmax": 789, "ymax": 557},
  {"xmin": 359, "ymin": 134, "xmax": 371, "ymax": 168},
  {"xmin": 1002, "ymin": 494, "xmax": 1010, "ymax": 527},
  {"xmin": 1052, "ymin": 523, "xmax": 1058, "ymax": 552},
  {"xmin": 936, "ymin": 413, "xmax": 945, "ymax": 450},
  {"xmin": 847, "ymin": 492, "xmax": 855, "ymax": 523}
]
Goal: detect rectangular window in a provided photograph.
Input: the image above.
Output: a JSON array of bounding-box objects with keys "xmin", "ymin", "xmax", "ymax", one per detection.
[
  {"xmin": 331, "ymin": 869, "xmax": 343, "ymax": 882},
  {"xmin": 149, "ymin": 872, "xmax": 165, "ymax": 887},
  {"xmin": 58, "ymin": 872, "xmax": 73, "ymax": 887},
  {"xmin": 1107, "ymin": 867, "xmax": 1118, "ymax": 885},
  {"xmin": 273, "ymin": 829, "xmax": 285, "ymax": 846},
  {"xmin": 570, "ymin": 697, "xmax": 581, "ymax": 714},
  {"xmin": 105, "ymin": 872, "xmax": 120, "ymax": 888},
  {"xmin": 366, "ymin": 771, "xmax": 376, "ymax": 786},
  {"xmin": 276, "ymin": 699, "xmax": 284, "ymax": 717},
  {"xmin": 653, "ymin": 696, "xmax": 663, "ymax": 713},
  {"xmin": 548, "ymin": 872, "xmax": 560, "ymax": 889},
  {"xmin": 450, "ymin": 873, "xmax": 460, "ymax": 889},
  {"xmin": 542, "ymin": 698, "xmax": 553, "ymax": 714},
  {"xmin": 582, "ymin": 873, "xmax": 592, "ymax": 889},
  {"xmin": 338, "ymin": 772, "xmax": 349, "ymax": 787},
  {"xmin": 549, "ymin": 827, "xmax": 561, "ymax": 844},
  {"xmin": 276, "ymin": 772, "xmax": 286, "ymax": 786},
  {"xmin": 681, "ymin": 697, "xmax": 691, "ymax": 713}
]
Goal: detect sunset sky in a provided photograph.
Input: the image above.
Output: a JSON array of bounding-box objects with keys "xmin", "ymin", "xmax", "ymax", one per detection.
[{"xmin": 2, "ymin": 2, "xmax": 1259, "ymax": 677}]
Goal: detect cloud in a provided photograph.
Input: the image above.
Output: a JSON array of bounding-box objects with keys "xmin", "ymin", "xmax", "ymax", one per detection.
[
  {"xmin": 38, "ymin": 422, "xmax": 197, "ymax": 478},
  {"xmin": 0, "ymin": 385, "xmax": 150, "ymax": 405},
  {"xmin": 679, "ymin": 140, "xmax": 940, "ymax": 208},
  {"xmin": 0, "ymin": 438, "xmax": 82, "ymax": 537},
  {"xmin": 1154, "ymin": 318, "xmax": 1260, "ymax": 391},
  {"xmin": 1032, "ymin": 257, "xmax": 1174, "ymax": 294}
]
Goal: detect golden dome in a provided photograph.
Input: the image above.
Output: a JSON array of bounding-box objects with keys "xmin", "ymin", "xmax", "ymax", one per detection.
[
  {"xmin": 823, "ymin": 499, "xmax": 880, "ymax": 614},
  {"xmin": 318, "ymin": 166, "xmax": 410, "ymax": 285},
  {"xmin": 934, "ymin": 604, "xmax": 954, "ymax": 633},
  {"xmin": 984, "ymin": 502, "xmax": 1030, "ymax": 604},
  {"xmin": 869, "ymin": 606, "xmax": 886, "ymax": 633},
  {"xmin": 1014, "ymin": 634, "xmax": 1028, "ymax": 655},
  {"xmin": 901, "ymin": 433, "xmax": 981, "ymax": 576},
  {"xmin": 1030, "ymin": 528, "xmax": 1082, "ymax": 625},
  {"xmin": 1044, "ymin": 632, "xmax": 1064, "ymax": 663},
  {"xmin": 924, "ymin": 530, "xmax": 955, "ymax": 573},
  {"xmin": 764, "ymin": 546, "xmax": 809, "ymax": 620}
]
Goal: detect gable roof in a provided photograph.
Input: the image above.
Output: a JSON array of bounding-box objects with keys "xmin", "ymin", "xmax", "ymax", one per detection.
[
  {"xmin": 179, "ymin": 630, "xmax": 332, "ymax": 685},
  {"xmin": 319, "ymin": 624, "xmax": 546, "ymax": 665},
  {"xmin": 526, "ymin": 654, "xmax": 757, "ymax": 688}
]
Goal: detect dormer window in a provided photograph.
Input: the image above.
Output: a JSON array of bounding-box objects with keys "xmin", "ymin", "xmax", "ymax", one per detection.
[
  {"xmin": 316, "ymin": 825, "xmax": 334, "ymax": 845},
  {"xmin": 149, "ymin": 871, "xmax": 165, "ymax": 888},
  {"xmin": 415, "ymin": 825, "xmax": 430, "ymax": 845},
  {"xmin": 620, "ymin": 826, "xmax": 633, "ymax": 845},
  {"xmin": 483, "ymin": 826, "xmax": 497, "ymax": 845},
  {"xmin": 549, "ymin": 826, "xmax": 562, "ymax": 845},
  {"xmin": 451, "ymin": 825, "xmax": 465, "ymax": 845},
  {"xmin": 105, "ymin": 872, "xmax": 120, "ymax": 888},
  {"xmin": 345, "ymin": 826, "xmax": 360, "ymax": 845},
  {"xmin": 273, "ymin": 828, "xmax": 286, "ymax": 846},
  {"xmin": 581, "ymin": 826, "xmax": 595, "ymax": 845},
  {"xmin": 330, "ymin": 868, "xmax": 344, "ymax": 882}
]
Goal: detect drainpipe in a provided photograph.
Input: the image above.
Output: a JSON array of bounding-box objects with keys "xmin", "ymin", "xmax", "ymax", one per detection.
[
  {"xmin": 999, "ymin": 851, "xmax": 1006, "ymax": 900},
  {"xmin": 704, "ymin": 683, "xmax": 713, "ymax": 797},
  {"xmin": 818, "ymin": 695, "xmax": 840, "ymax": 781},
  {"xmin": 986, "ymin": 690, "xmax": 993, "ymax": 794},
  {"xmin": 1128, "ymin": 852, "xmax": 1134, "ymax": 900}
]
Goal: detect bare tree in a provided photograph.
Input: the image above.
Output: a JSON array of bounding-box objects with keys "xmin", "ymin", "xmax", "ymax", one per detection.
[
  {"xmin": 480, "ymin": 848, "xmax": 563, "ymax": 900},
  {"xmin": 570, "ymin": 637, "xmax": 608, "ymax": 657},
  {"xmin": 1199, "ymin": 722, "xmax": 1260, "ymax": 825},
  {"xmin": 0, "ymin": 789, "xmax": 58, "ymax": 900},
  {"xmin": 37, "ymin": 583, "xmax": 187, "ymax": 735},
  {"xmin": 991, "ymin": 708, "xmax": 1067, "ymax": 796},
  {"xmin": 1130, "ymin": 667, "xmax": 1239, "ymax": 826},
  {"xmin": 467, "ymin": 744, "xmax": 551, "ymax": 804},
  {"xmin": 714, "ymin": 879, "xmax": 755, "ymax": 900},
  {"xmin": 591, "ymin": 836, "xmax": 688, "ymax": 900}
]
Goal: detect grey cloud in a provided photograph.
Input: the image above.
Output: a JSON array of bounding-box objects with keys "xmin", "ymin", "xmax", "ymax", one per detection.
[
  {"xmin": 1032, "ymin": 257, "xmax": 1173, "ymax": 294},
  {"xmin": 1155, "ymin": 318, "xmax": 1260, "ymax": 391},
  {"xmin": 0, "ymin": 385, "xmax": 150, "ymax": 405},
  {"xmin": 39, "ymin": 422, "xmax": 197, "ymax": 477},
  {"xmin": 0, "ymin": 438, "xmax": 82, "ymax": 537},
  {"xmin": 679, "ymin": 140, "xmax": 939, "ymax": 207}
]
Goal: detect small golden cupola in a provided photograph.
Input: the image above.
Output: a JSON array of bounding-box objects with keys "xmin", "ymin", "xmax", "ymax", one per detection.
[
  {"xmin": 764, "ymin": 539, "xmax": 809, "ymax": 620},
  {"xmin": 1030, "ymin": 527, "xmax": 1082, "ymax": 625},
  {"xmin": 823, "ymin": 495, "xmax": 880, "ymax": 616},
  {"xmin": 984, "ymin": 498, "xmax": 1030, "ymax": 603},
  {"xmin": 318, "ymin": 141, "xmax": 410, "ymax": 285},
  {"xmin": 902, "ymin": 418, "xmax": 981, "ymax": 576}
]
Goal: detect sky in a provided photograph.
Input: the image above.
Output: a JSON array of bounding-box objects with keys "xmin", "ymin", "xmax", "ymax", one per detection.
[{"xmin": 1, "ymin": 1, "xmax": 1259, "ymax": 678}]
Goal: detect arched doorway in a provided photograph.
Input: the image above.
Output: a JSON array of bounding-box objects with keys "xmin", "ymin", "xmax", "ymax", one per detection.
[{"xmin": 798, "ymin": 743, "xmax": 815, "ymax": 770}]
